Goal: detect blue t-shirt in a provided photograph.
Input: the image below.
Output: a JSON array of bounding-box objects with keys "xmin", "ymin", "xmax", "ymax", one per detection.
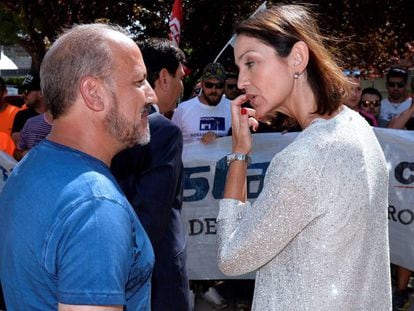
[{"xmin": 0, "ymin": 140, "xmax": 154, "ymax": 310}]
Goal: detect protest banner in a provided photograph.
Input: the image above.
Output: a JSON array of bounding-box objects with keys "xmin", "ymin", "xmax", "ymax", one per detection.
[
  {"xmin": 1, "ymin": 129, "xmax": 413, "ymax": 279},
  {"xmin": 181, "ymin": 129, "xmax": 414, "ymax": 279}
]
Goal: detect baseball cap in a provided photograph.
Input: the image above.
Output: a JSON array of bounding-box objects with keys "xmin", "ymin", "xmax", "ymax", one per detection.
[
  {"xmin": 202, "ymin": 62, "xmax": 226, "ymax": 82},
  {"xmin": 21, "ymin": 72, "xmax": 41, "ymax": 92},
  {"xmin": 386, "ymin": 67, "xmax": 408, "ymax": 82}
]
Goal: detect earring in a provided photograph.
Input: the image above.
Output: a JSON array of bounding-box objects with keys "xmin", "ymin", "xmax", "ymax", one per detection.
[{"xmin": 294, "ymin": 72, "xmax": 300, "ymax": 79}]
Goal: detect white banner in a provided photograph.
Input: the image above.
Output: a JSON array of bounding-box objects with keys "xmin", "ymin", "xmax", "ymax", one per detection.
[
  {"xmin": 1, "ymin": 130, "xmax": 413, "ymax": 280},
  {"xmin": 374, "ymin": 128, "xmax": 414, "ymax": 271}
]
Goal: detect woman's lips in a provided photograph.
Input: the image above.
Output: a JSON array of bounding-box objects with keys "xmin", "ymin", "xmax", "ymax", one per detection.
[{"xmin": 246, "ymin": 94, "xmax": 257, "ymax": 106}]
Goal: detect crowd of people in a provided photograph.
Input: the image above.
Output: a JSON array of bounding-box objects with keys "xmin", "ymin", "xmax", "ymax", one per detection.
[
  {"xmin": 0, "ymin": 3, "xmax": 413, "ymax": 311},
  {"xmin": 344, "ymin": 66, "xmax": 414, "ymax": 131}
]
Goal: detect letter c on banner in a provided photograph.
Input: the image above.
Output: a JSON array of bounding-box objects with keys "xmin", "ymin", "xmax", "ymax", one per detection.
[{"xmin": 395, "ymin": 162, "xmax": 414, "ymax": 184}]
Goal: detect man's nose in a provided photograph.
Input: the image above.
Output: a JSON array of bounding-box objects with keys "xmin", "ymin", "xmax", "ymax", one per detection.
[{"xmin": 145, "ymin": 80, "xmax": 158, "ymax": 104}]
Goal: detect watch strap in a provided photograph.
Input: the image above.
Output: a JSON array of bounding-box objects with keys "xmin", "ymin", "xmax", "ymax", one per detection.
[{"xmin": 226, "ymin": 153, "xmax": 251, "ymax": 166}]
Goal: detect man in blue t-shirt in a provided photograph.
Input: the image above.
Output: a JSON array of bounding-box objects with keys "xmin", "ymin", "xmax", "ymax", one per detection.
[{"xmin": 0, "ymin": 24, "xmax": 157, "ymax": 310}]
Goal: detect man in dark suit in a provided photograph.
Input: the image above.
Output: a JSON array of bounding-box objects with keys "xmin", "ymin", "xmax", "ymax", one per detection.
[{"xmin": 111, "ymin": 38, "xmax": 190, "ymax": 311}]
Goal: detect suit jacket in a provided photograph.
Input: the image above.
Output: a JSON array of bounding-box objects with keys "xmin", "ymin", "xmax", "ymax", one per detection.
[{"xmin": 111, "ymin": 112, "xmax": 190, "ymax": 311}]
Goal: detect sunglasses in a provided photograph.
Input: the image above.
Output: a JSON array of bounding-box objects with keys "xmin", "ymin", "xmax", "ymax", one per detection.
[
  {"xmin": 204, "ymin": 82, "xmax": 224, "ymax": 89},
  {"xmin": 343, "ymin": 69, "xmax": 361, "ymax": 77},
  {"xmin": 360, "ymin": 100, "xmax": 380, "ymax": 108},
  {"xmin": 387, "ymin": 81, "xmax": 405, "ymax": 88},
  {"xmin": 226, "ymin": 84, "xmax": 237, "ymax": 90}
]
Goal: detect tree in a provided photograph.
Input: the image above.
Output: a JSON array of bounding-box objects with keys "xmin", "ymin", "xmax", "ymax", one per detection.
[
  {"xmin": 0, "ymin": 0, "xmax": 413, "ymax": 78},
  {"xmin": 0, "ymin": 0, "xmax": 162, "ymax": 72}
]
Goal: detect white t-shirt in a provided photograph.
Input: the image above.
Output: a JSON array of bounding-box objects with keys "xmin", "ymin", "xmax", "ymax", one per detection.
[
  {"xmin": 172, "ymin": 96, "xmax": 231, "ymax": 144},
  {"xmin": 379, "ymin": 97, "xmax": 412, "ymax": 127}
]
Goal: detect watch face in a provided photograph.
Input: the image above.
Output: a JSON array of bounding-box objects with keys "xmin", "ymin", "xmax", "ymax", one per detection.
[
  {"xmin": 226, "ymin": 153, "xmax": 250, "ymax": 166},
  {"xmin": 236, "ymin": 154, "xmax": 245, "ymax": 161}
]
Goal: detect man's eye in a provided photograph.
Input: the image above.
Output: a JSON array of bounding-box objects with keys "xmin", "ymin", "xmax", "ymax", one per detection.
[{"xmin": 135, "ymin": 80, "xmax": 145, "ymax": 87}]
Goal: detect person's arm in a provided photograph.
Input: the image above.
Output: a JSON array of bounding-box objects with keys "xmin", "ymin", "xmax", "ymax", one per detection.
[
  {"xmin": 11, "ymin": 132, "xmax": 20, "ymax": 146},
  {"xmin": 223, "ymin": 95, "xmax": 255, "ymax": 202},
  {"xmin": 217, "ymin": 148, "xmax": 324, "ymax": 276},
  {"xmin": 47, "ymin": 199, "xmax": 146, "ymax": 307},
  {"xmin": 13, "ymin": 122, "xmax": 29, "ymax": 161},
  {"xmin": 200, "ymin": 131, "xmax": 218, "ymax": 144},
  {"xmin": 13, "ymin": 148, "xmax": 28, "ymax": 161},
  {"xmin": 217, "ymin": 96, "xmax": 322, "ymax": 276},
  {"xmin": 388, "ymin": 101, "xmax": 414, "ymax": 129},
  {"xmin": 11, "ymin": 111, "xmax": 24, "ymax": 145}
]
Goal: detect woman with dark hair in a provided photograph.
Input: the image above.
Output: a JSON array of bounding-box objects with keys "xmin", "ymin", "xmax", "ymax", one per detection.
[{"xmin": 216, "ymin": 4, "xmax": 391, "ymax": 310}]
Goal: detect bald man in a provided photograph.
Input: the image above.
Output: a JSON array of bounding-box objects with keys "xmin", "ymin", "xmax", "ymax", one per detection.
[{"xmin": 0, "ymin": 24, "xmax": 157, "ymax": 310}]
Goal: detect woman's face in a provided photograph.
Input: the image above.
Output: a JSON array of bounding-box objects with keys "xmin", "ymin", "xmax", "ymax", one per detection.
[{"xmin": 234, "ymin": 35, "xmax": 294, "ymax": 120}]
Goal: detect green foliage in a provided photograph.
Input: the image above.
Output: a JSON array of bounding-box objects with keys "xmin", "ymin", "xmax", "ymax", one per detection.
[
  {"xmin": 0, "ymin": 0, "xmax": 413, "ymax": 80},
  {"xmin": 4, "ymin": 76, "xmax": 24, "ymax": 86}
]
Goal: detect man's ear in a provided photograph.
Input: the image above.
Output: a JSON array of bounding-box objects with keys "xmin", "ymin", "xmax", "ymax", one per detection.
[
  {"xmin": 158, "ymin": 68, "xmax": 170, "ymax": 91},
  {"xmin": 290, "ymin": 41, "xmax": 309, "ymax": 74},
  {"xmin": 79, "ymin": 76, "xmax": 105, "ymax": 112}
]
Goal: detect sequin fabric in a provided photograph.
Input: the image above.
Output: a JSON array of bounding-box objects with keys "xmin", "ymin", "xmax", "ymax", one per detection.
[{"xmin": 217, "ymin": 107, "xmax": 392, "ymax": 310}]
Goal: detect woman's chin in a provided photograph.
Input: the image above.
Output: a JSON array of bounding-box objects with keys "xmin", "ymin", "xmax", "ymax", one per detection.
[{"xmin": 257, "ymin": 111, "xmax": 274, "ymax": 123}]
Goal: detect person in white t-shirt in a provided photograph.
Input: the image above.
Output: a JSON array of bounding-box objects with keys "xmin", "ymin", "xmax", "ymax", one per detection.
[
  {"xmin": 172, "ymin": 62, "xmax": 231, "ymax": 144},
  {"xmin": 378, "ymin": 66, "xmax": 412, "ymax": 127}
]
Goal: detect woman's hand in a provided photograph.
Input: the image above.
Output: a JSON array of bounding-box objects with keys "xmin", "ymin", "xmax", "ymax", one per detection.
[{"xmin": 230, "ymin": 94, "xmax": 258, "ymax": 154}]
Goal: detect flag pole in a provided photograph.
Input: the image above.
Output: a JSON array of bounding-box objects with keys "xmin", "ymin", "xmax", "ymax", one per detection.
[
  {"xmin": 213, "ymin": 34, "xmax": 236, "ymax": 63},
  {"xmin": 213, "ymin": 1, "xmax": 267, "ymax": 63}
]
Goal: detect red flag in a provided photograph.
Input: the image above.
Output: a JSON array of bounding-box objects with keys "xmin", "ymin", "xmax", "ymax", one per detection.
[{"xmin": 169, "ymin": 0, "xmax": 183, "ymax": 47}]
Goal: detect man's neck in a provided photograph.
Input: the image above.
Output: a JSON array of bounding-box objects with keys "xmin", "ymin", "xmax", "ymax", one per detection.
[
  {"xmin": 198, "ymin": 95, "xmax": 208, "ymax": 106},
  {"xmin": 48, "ymin": 120, "xmax": 117, "ymax": 167},
  {"xmin": 198, "ymin": 94, "xmax": 220, "ymax": 107},
  {"xmin": 34, "ymin": 104, "xmax": 47, "ymax": 114},
  {"xmin": 388, "ymin": 97, "xmax": 408, "ymax": 105}
]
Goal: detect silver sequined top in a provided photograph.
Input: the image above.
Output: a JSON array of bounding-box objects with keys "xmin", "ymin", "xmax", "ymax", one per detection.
[{"xmin": 217, "ymin": 107, "xmax": 392, "ymax": 310}]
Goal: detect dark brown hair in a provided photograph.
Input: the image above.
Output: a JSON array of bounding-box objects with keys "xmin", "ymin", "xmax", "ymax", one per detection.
[{"xmin": 235, "ymin": 4, "xmax": 350, "ymax": 115}]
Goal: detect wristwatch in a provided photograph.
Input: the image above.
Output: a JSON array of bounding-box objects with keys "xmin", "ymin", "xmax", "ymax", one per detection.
[{"xmin": 226, "ymin": 153, "xmax": 251, "ymax": 166}]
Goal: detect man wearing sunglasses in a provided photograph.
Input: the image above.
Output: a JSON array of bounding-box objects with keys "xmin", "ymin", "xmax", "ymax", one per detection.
[
  {"xmin": 357, "ymin": 87, "xmax": 382, "ymax": 126},
  {"xmin": 379, "ymin": 67, "xmax": 412, "ymax": 127},
  {"xmin": 224, "ymin": 72, "xmax": 242, "ymax": 100},
  {"xmin": 172, "ymin": 62, "xmax": 231, "ymax": 144}
]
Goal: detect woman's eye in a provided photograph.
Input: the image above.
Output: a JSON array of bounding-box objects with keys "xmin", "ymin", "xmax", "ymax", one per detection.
[{"xmin": 245, "ymin": 61, "xmax": 254, "ymax": 69}]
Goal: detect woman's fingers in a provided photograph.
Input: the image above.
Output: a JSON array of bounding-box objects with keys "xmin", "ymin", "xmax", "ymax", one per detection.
[{"xmin": 249, "ymin": 117, "xmax": 259, "ymax": 132}]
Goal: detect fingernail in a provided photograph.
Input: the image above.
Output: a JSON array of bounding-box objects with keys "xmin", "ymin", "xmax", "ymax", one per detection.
[{"xmin": 241, "ymin": 108, "xmax": 247, "ymax": 115}]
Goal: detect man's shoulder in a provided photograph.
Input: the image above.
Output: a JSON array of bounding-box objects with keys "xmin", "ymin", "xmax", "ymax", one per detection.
[
  {"xmin": 26, "ymin": 113, "xmax": 44, "ymax": 124},
  {"xmin": 7, "ymin": 104, "xmax": 20, "ymax": 115},
  {"xmin": 149, "ymin": 113, "xmax": 182, "ymax": 144},
  {"xmin": 380, "ymin": 98, "xmax": 390, "ymax": 105},
  {"xmin": 176, "ymin": 97, "xmax": 200, "ymax": 110},
  {"xmin": 21, "ymin": 115, "xmax": 49, "ymax": 135},
  {"xmin": 150, "ymin": 113, "xmax": 181, "ymax": 131},
  {"xmin": 0, "ymin": 103, "xmax": 20, "ymax": 115},
  {"xmin": 218, "ymin": 96, "xmax": 231, "ymax": 107},
  {"xmin": 403, "ymin": 97, "xmax": 412, "ymax": 105},
  {"xmin": 17, "ymin": 106, "xmax": 36, "ymax": 114}
]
